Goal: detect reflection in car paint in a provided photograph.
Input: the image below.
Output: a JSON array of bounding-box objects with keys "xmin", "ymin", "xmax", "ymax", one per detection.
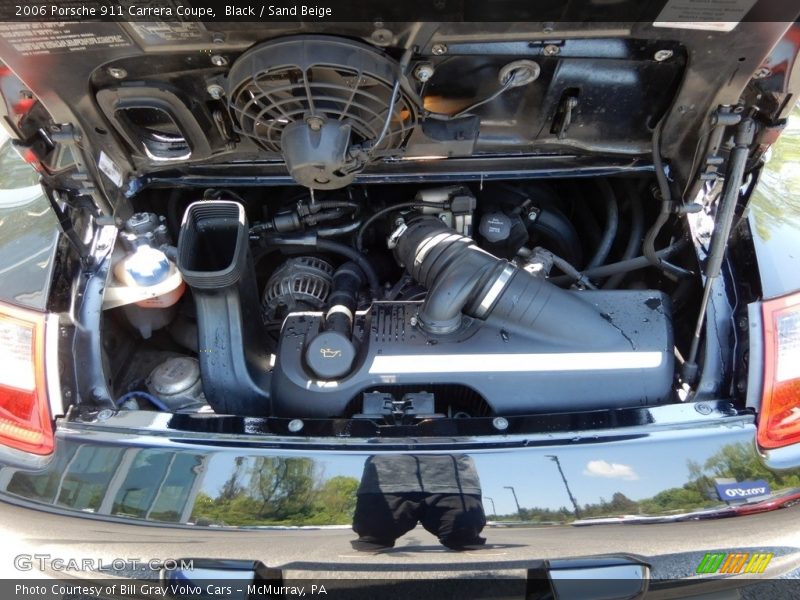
[
  {"xmin": 0, "ymin": 137, "xmax": 59, "ymax": 310},
  {"xmin": 3, "ymin": 430, "xmax": 800, "ymax": 529}
]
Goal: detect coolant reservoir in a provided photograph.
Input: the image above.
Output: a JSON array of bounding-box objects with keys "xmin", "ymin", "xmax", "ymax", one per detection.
[
  {"xmin": 113, "ymin": 245, "xmax": 185, "ymax": 308},
  {"xmin": 103, "ymin": 213, "xmax": 185, "ymax": 338}
]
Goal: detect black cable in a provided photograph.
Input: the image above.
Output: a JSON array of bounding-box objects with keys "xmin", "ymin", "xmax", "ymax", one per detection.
[
  {"xmin": 308, "ymin": 200, "xmax": 360, "ymax": 212},
  {"xmin": 302, "ymin": 201, "xmax": 360, "ymax": 228},
  {"xmin": 368, "ymin": 79, "xmax": 401, "ymax": 154},
  {"xmin": 452, "ymin": 72, "xmax": 516, "ymax": 118},
  {"xmin": 166, "ymin": 189, "xmax": 183, "ymax": 238},
  {"xmin": 204, "ymin": 188, "xmax": 247, "ymax": 204},
  {"xmin": 317, "ymin": 220, "xmax": 361, "ymax": 238},
  {"xmin": 259, "ymin": 234, "xmax": 382, "ymax": 300},
  {"xmin": 305, "ymin": 209, "xmax": 355, "ymax": 226},
  {"xmin": 250, "ymin": 201, "xmax": 360, "ymax": 235},
  {"xmin": 573, "ymin": 182, "xmax": 602, "ymax": 252},
  {"xmin": 586, "ymin": 179, "xmax": 619, "ymax": 269},
  {"xmin": 356, "ymin": 201, "xmax": 449, "ymax": 251},
  {"xmin": 316, "ymin": 239, "xmax": 381, "ymax": 299},
  {"xmin": 525, "ymin": 248, "xmax": 597, "ymax": 290},
  {"xmin": 548, "ymin": 240, "xmax": 689, "ymax": 287},
  {"xmin": 644, "ymin": 119, "xmax": 694, "ymax": 279},
  {"xmin": 603, "ymin": 180, "xmax": 644, "ymax": 289},
  {"xmin": 425, "ymin": 71, "xmax": 518, "ymax": 121}
]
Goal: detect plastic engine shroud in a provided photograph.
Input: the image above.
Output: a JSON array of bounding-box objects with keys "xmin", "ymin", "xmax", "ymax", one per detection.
[{"xmin": 270, "ymin": 290, "xmax": 674, "ymax": 417}]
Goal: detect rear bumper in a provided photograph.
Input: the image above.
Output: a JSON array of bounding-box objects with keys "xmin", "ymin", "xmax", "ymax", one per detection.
[{"xmin": 0, "ymin": 407, "xmax": 798, "ymax": 594}]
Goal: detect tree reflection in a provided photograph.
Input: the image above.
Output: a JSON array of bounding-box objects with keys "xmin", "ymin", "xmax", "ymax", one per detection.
[
  {"xmin": 497, "ymin": 441, "xmax": 800, "ymax": 522},
  {"xmin": 190, "ymin": 457, "xmax": 358, "ymax": 526},
  {"xmin": 5, "ymin": 440, "xmax": 797, "ymax": 527},
  {"xmin": 749, "ymin": 103, "xmax": 800, "ymax": 242}
]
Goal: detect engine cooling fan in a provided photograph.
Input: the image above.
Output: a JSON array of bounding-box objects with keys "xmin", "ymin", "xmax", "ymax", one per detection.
[{"xmin": 226, "ymin": 35, "xmax": 417, "ymax": 189}]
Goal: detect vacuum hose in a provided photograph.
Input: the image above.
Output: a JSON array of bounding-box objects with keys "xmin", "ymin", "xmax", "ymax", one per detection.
[{"xmin": 394, "ymin": 217, "xmax": 625, "ymax": 348}]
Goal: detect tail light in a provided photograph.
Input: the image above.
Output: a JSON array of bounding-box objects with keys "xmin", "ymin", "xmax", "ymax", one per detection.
[
  {"xmin": 758, "ymin": 291, "xmax": 800, "ymax": 449},
  {"xmin": 0, "ymin": 302, "xmax": 52, "ymax": 455}
]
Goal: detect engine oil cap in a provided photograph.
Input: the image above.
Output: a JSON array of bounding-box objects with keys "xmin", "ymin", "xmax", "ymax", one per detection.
[
  {"xmin": 305, "ymin": 330, "xmax": 356, "ymax": 379},
  {"xmin": 479, "ymin": 211, "xmax": 512, "ymax": 243}
]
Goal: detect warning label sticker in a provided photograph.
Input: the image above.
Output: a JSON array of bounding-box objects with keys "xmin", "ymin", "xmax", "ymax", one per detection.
[
  {"xmin": 127, "ymin": 21, "xmax": 207, "ymax": 46},
  {"xmin": 653, "ymin": 0, "xmax": 759, "ymax": 32},
  {"xmin": 98, "ymin": 151, "xmax": 124, "ymax": 188},
  {"xmin": 0, "ymin": 22, "xmax": 133, "ymax": 56}
]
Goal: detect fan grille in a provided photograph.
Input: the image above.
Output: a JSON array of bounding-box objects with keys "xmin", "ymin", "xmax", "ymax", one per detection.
[{"xmin": 229, "ymin": 61, "xmax": 416, "ymax": 154}]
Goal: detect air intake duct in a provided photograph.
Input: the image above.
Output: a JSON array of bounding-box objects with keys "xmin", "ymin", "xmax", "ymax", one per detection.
[
  {"xmin": 393, "ymin": 217, "xmax": 624, "ymax": 347},
  {"xmin": 177, "ymin": 201, "xmax": 271, "ymax": 415}
]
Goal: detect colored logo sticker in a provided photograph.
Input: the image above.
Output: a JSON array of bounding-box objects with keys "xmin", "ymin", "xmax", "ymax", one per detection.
[{"xmin": 696, "ymin": 552, "xmax": 773, "ymax": 574}]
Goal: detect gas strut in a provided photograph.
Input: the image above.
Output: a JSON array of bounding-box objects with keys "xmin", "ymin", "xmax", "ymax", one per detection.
[{"xmin": 683, "ymin": 116, "xmax": 755, "ymax": 385}]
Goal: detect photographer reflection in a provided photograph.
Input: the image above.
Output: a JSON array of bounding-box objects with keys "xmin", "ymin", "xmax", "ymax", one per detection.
[{"xmin": 352, "ymin": 454, "xmax": 486, "ymax": 552}]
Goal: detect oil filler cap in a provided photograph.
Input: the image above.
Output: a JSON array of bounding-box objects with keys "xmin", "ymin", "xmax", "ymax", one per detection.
[
  {"xmin": 479, "ymin": 211, "xmax": 512, "ymax": 243},
  {"xmin": 305, "ymin": 330, "xmax": 356, "ymax": 380}
]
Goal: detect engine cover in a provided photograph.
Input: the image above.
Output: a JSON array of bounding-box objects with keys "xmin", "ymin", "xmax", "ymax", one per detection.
[{"xmin": 270, "ymin": 290, "xmax": 674, "ymax": 417}]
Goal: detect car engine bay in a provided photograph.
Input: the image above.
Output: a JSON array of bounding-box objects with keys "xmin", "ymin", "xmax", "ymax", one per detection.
[
  {"xmin": 101, "ymin": 176, "xmax": 697, "ymax": 422},
  {"xmin": 1, "ymin": 21, "xmax": 782, "ymax": 428}
]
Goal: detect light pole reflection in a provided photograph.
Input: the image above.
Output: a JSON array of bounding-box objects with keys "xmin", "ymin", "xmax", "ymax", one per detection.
[
  {"xmin": 503, "ymin": 485, "xmax": 521, "ymax": 520},
  {"xmin": 483, "ymin": 495, "xmax": 497, "ymax": 518},
  {"xmin": 546, "ymin": 454, "xmax": 581, "ymax": 518}
]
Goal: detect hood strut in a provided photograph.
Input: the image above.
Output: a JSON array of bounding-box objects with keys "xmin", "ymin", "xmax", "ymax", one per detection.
[{"xmin": 683, "ymin": 116, "xmax": 755, "ymax": 386}]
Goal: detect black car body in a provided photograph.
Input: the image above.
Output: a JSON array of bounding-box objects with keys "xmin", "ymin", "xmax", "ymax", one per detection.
[{"xmin": 0, "ymin": 4, "xmax": 800, "ymax": 598}]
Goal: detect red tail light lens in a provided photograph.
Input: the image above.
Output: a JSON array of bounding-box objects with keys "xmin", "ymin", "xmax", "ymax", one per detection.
[
  {"xmin": 0, "ymin": 302, "xmax": 52, "ymax": 455},
  {"xmin": 758, "ymin": 292, "xmax": 800, "ymax": 449}
]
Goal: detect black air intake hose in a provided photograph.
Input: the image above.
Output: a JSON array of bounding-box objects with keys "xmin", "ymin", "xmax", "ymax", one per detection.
[
  {"xmin": 394, "ymin": 217, "xmax": 624, "ymax": 347},
  {"xmin": 177, "ymin": 201, "xmax": 271, "ymax": 415},
  {"xmin": 326, "ymin": 261, "xmax": 364, "ymax": 336}
]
